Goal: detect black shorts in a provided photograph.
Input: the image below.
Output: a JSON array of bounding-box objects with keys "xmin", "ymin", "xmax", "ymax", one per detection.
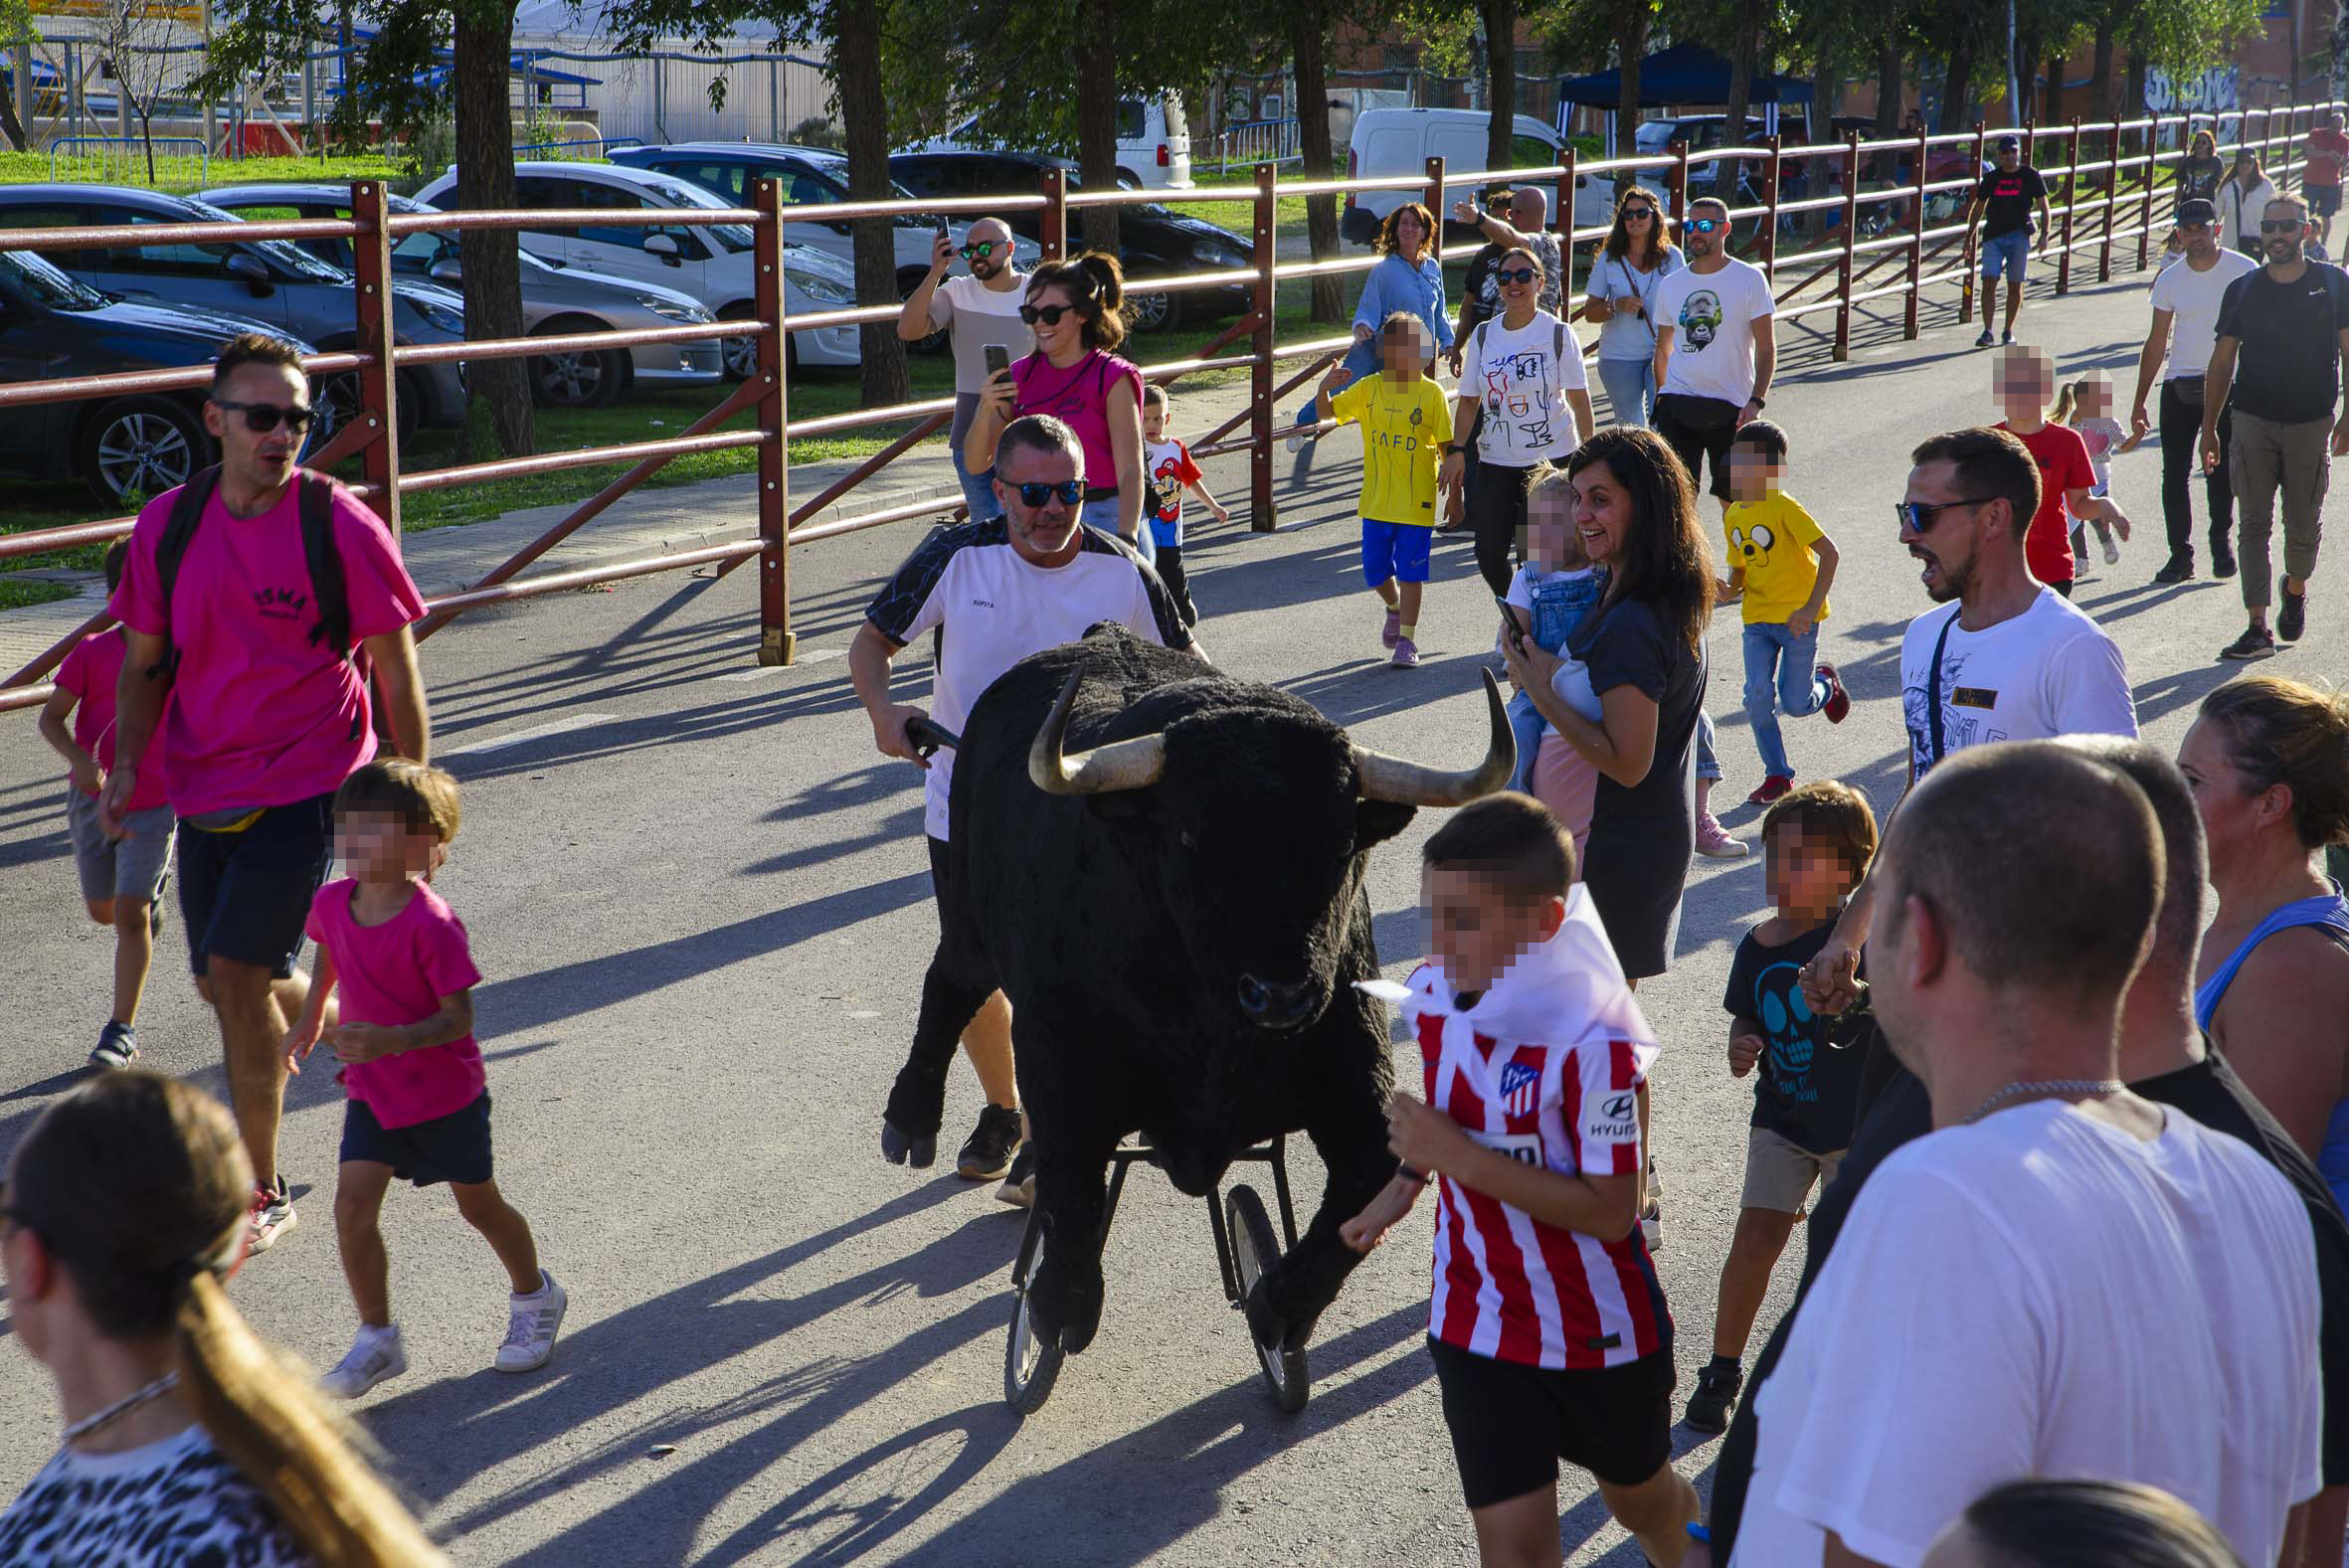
[
  {"xmin": 927, "ymin": 833, "xmax": 953, "ymax": 905},
  {"xmin": 1427, "ymin": 1336, "xmax": 1676, "ymax": 1508},
  {"xmin": 178, "ymin": 792, "xmax": 335, "ymax": 979},
  {"xmin": 2313, "ymin": 184, "xmax": 2343, "ymax": 219},
  {"xmin": 2052, "ymin": 578, "xmax": 2075, "ymax": 600},
  {"xmin": 1652, "ymin": 394, "xmax": 1742, "ymax": 501},
  {"xmin": 340, "ymin": 1093, "xmax": 494, "ymax": 1187}
]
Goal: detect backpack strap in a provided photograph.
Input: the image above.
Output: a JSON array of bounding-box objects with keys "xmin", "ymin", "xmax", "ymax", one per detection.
[
  {"xmin": 147, "ymin": 464, "xmax": 222, "ymax": 680},
  {"xmin": 296, "ymin": 472, "xmax": 353, "ymax": 658}
]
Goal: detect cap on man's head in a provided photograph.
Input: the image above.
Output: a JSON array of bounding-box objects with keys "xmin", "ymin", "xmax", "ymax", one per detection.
[
  {"xmin": 2176, "ymin": 198, "xmax": 2218, "ymax": 226},
  {"xmin": 1994, "ymin": 134, "xmax": 2022, "ymax": 152}
]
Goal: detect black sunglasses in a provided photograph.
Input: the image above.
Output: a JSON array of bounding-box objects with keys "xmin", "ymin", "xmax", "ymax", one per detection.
[
  {"xmin": 1686, "ymin": 218, "xmax": 1724, "ymax": 234},
  {"xmin": 1621, "ymin": 207, "xmax": 1657, "ymax": 221},
  {"xmin": 1009, "ymin": 478, "xmax": 1084, "ymax": 507},
  {"xmin": 212, "ymin": 397, "xmax": 316, "ymax": 435},
  {"xmin": 2260, "ymin": 219, "xmax": 2305, "ymax": 233},
  {"xmin": 959, "ymin": 241, "xmax": 1002, "ymax": 261},
  {"xmin": 1895, "ymin": 497, "xmax": 1996, "ymax": 532},
  {"xmin": 1496, "ymin": 265, "xmax": 1538, "ymax": 285},
  {"xmin": 1019, "ymin": 302, "xmax": 1078, "ymax": 326}
]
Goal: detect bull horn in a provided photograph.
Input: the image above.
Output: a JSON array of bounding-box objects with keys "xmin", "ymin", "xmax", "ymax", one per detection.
[
  {"xmin": 1355, "ymin": 667, "xmax": 1515, "ymax": 806},
  {"xmin": 1029, "ymin": 669, "xmax": 1168, "ymax": 795}
]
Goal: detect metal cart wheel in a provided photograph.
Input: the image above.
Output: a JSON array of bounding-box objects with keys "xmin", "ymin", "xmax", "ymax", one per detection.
[
  {"xmin": 1224, "ymin": 1183, "xmax": 1310, "ymax": 1413},
  {"xmin": 1003, "ymin": 1208, "xmax": 1065, "ymax": 1414}
]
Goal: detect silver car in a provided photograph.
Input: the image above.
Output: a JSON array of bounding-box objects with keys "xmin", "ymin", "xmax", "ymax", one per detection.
[{"xmin": 200, "ymin": 184, "xmax": 725, "ymax": 410}]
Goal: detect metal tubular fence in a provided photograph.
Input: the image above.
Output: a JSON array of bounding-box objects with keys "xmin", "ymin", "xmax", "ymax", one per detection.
[{"xmin": 2, "ymin": 100, "xmax": 2340, "ymax": 715}]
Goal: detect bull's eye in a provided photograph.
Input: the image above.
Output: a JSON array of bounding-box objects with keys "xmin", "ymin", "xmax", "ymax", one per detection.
[{"xmin": 1179, "ymin": 829, "xmax": 1197, "ymax": 851}]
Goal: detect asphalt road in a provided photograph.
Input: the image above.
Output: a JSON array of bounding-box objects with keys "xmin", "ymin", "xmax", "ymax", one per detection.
[{"xmin": 3, "ymin": 269, "xmax": 2338, "ymax": 1567}]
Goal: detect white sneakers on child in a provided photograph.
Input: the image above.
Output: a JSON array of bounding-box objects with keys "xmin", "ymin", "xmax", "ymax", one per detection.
[
  {"xmin": 496, "ymin": 1272, "xmax": 569, "ymax": 1373},
  {"xmin": 322, "ymin": 1324, "xmax": 408, "ymax": 1399}
]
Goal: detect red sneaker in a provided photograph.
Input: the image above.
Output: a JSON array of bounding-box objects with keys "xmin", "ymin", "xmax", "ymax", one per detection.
[
  {"xmin": 1747, "ymin": 776, "xmax": 1795, "ymax": 807},
  {"xmin": 1818, "ymin": 663, "xmax": 1851, "ymax": 724}
]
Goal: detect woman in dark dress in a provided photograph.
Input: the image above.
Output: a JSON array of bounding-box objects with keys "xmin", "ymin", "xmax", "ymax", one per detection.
[{"xmin": 1502, "ymin": 426, "xmax": 1713, "ymax": 981}]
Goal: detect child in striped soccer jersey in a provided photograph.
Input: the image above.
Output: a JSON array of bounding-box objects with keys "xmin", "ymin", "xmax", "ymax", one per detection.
[{"xmin": 1344, "ymin": 793, "xmax": 1700, "ymax": 1567}]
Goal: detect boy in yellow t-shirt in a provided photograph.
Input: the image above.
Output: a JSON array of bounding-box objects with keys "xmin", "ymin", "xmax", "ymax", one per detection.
[
  {"xmin": 1318, "ymin": 313, "xmax": 1453, "ymax": 668},
  {"xmin": 1716, "ymin": 421, "xmax": 1851, "ymax": 803}
]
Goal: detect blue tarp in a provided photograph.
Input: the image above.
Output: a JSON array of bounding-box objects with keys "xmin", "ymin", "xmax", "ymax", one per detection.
[{"xmin": 1557, "ymin": 41, "xmax": 1815, "ymax": 108}]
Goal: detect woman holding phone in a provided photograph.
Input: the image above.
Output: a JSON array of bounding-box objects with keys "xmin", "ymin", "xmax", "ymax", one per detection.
[{"xmin": 965, "ymin": 253, "xmax": 1150, "ymax": 561}]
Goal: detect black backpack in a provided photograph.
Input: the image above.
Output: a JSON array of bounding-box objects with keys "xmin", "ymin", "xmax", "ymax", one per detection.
[{"xmin": 147, "ymin": 465, "xmax": 352, "ymax": 681}]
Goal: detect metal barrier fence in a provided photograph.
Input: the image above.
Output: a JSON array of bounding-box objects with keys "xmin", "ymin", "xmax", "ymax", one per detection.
[
  {"xmin": 1210, "ymin": 118, "xmax": 1302, "ymax": 173},
  {"xmin": 47, "ymin": 135, "xmax": 211, "ymax": 186},
  {"xmin": 2, "ymin": 100, "xmax": 2340, "ymax": 717}
]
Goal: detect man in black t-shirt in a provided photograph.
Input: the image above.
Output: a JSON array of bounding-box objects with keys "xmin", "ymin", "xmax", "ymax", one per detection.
[
  {"xmin": 1965, "ymin": 136, "xmax": 2052, "ymax": 349},
  {"xmin": 1698, "ymin": 736, "xmax": 2349, "ymax": 1567},
  {"xmin": 2203, "ymin": 193, "xmax": 2349, "ymax": 661}
]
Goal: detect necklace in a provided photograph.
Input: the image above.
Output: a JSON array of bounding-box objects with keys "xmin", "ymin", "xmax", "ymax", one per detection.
[
  {"xmin": 1964, "ymin": 1078, "xmax": 2126, "ymax": 1126},
  {"xmin": 61, "ymin": 1371, "xmax": 178, "ymax": 1446}
]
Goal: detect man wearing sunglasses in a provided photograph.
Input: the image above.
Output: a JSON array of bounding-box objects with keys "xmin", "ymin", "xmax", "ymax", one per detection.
[
  {"xmin": 1965, "ymin": 134, "xmax": 2052, "ymax": 349},
  {"xmin": 98, "ymin": 332, "xmax": 431, "ymax": 1253},
  {"xmin": 1652, "ymin": 197, "xmax": 1777, "ymax": 515},
  {"xmin": 897, "ymin": 217, "xmax": 1033, "ymax": 524},
  {"xmin": 2129, "ymin": 198, "xmax": 2257, "ymax": 585},
  {"xmin": 2200, "ymin": 194, "xmax": 2349, "ymax": 661},
  {"xmin": 851, "ymin": 413, "xmax": 1198, "ymax": 1202}
]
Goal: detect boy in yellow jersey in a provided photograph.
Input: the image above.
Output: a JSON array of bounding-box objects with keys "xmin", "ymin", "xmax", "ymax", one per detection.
[
  {"xmin": 1318, "ymin": 313, "xmax": 1455, "ymax": 668},
  {"xmin": 1716, "ymin": 420, "xmax": 1851, "ymax": 803}
]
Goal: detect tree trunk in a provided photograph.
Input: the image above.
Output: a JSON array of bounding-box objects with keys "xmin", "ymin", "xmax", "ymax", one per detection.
[
  {"xmin": 2089, "ymin": 18, "xmax": 2115, "ymax": 127},
  {"xmin": 2123, "ymin": 50, "xmax": 2147, "ymax": 126},
  {"xmin": 834, "ymin": 0, "xmax": 906, "ymax": 409},
  {"xmin": 2043, "ymin": 53, "xmax": 2063, "ymax": 125},
  {"xmin": 2014, "ymin": 25, "xmax": 2042, "ymax": 122},
  {"xmin": 1941, "ymin": 34, "xmax": 1975, "ymax": 133},
  {"xmin": 1483, "ymin": 0, "xmax": 1517, "ymax": 171},
  {"xmin": 1291, "ymin": 0, "xmax": 1344, "ymax": 325},
  {"xmin": 1615, "ymin": 0, "xmax": 1649, "ymax": 156},
  {"xmin": 1876, "ymin": 30, "xmax": 1902, "ymax": 137},
  {"xmin": 1722, "ymin": 0, "xmax": 1762, "ymax": 149},
  {"xmin": 1074, "ymin": 0, "xmax": 1121, "ymax": 256},
  {"xmin": 1811, "ymin": 27, "xmax": 1837, "ymax": 141},
  {"xmin": 452, "ymin": 1, "xmax": 532, "ymax": 459}
]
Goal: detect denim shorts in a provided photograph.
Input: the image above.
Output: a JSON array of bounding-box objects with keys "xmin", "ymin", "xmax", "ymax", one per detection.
[{"xmin": 1980, "ymin": 229, "xmax": 2030, "ymax": 281}]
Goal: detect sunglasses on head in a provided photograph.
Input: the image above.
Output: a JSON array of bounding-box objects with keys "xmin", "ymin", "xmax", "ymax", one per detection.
[
  {"xmin": 959, "ymin": 240, "xmax": 1002, "ymax": 261},
  {"xmin": 1895, "ymin": 497, "xmax": 1995, "ymax": 533},
  {"xmin": 2260, "ymin": 219, "xmax": 2305, "ymax": 233},
  {"xmin": 212, "ymin": 397, "xmax": 316, "ymax": 435},
  {"xmin": 1018, "ymin": 302, "xmax": 1077, "ymax": 326},
  {"xmin": 1009, "ymin": 478, "xmax": 1084, "ymax": 507},
  {"xmin": 1496, "ymin": 265, "xmax": 1538, "ymax": 285},
  {"xmin": 1621, "ymin": 206, "xmax": 1656, "ymax": 221},
  {"xmin": 1687, "ymin": 218, "xmax": 1724, "ymax": 235}
]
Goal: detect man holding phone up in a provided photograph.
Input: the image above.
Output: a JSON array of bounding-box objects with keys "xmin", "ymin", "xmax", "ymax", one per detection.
[{"xmin": 897, "ymin": 217, "xmax": 1033, "ymax": 522}]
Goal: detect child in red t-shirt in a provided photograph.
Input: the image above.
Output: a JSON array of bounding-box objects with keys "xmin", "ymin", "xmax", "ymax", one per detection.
[
  {"xmin": 1992, "ymin": 344, "xmax": 2131, "ymax": 595},
  {"xmin": 287, "ymin": 760, "xmax": 565, "ymax": 1398},
  {"xmin": 36, "ymin": 540, "xmax": 177, "ymax": 1071}
]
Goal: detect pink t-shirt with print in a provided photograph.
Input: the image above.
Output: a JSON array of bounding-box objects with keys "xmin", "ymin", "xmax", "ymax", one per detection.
[
  {"xmin": 54, "ymin": 628, "xmax": 168, "ymax": 811},
  {"xmin": 107, "ymin": 476, "xmax": 425, "ymax": 817},
  {"xmin": 305, "ymin": 878, "xmax": 484, "ymax": 1130}
]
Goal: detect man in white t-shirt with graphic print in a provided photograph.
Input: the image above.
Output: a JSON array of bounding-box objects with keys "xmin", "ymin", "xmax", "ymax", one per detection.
[
  {"xmin": 1799, "ymin": 426, "xmax": 2135, "ymax": 1014},
  {"xmin": 2128, "ymin": 198, "xmax": 2259, "ymax": 584},
  {"xmin": 1731, "ymin": 743, "xmax": 2320, "ymax": 1568},
  {"xmin": 897, "ymin": 218, "xmax": 1033, "ymax": 523},
  {"xmin": 850, "ymin": 414, "xmax": 1196, "ymax": 1199},
  {"xmin": 1651, "ymin": 197, "xmax": 1776, "ymax": 514}
]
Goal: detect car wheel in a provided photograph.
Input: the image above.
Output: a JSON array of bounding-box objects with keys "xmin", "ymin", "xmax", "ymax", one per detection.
[
  {"xmin": 720, "ymin": 304, "xmax": 759, "ymax": 380},
  {"xmin": 530, "ymin": 335, "xmax": 627, "ymax": 410},
  {"xmin": 78, "ymin": 396, "xmax": 206, "ymax": 507},
  {"xmin": 898, "ymin": 269, "xmax": 950, "ymax": 355},
  {"xmin": 1124, "ymin": 287, "xmax": 1175, "ymax": 332},
  {"xmin": 1117, "ymin": 169, "xmax": 1143, "ymax": 190},
  {"xmin": 317, "ymin": 369, "xmax": 421, "ymax": 452}
]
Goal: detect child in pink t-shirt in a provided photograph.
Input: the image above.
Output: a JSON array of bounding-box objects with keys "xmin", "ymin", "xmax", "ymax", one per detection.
[
  {"xmin": 36, "ymin": 540, "xmax": 177, "ymax": 1071},
  {"xmin": 287, "ymin": 760, "xmax": 565, "ymax": 1398}
]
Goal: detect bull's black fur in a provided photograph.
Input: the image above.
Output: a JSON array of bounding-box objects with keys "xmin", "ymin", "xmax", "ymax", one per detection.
[{"xmin": 883, "ymin": 624, "xmax": 1411, "ymax": 1357}]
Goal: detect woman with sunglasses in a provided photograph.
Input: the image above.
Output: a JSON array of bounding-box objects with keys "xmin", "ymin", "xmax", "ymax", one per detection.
[
  {"xmin": 1287, "ymin": 202, "xmax": 1452, "ymax": 453},
  {"xmin": 2177, "ymin": 128, "xmax": 2227, "ymax": 205},
  {"xmin": 1581, "ymin": 185, "xmax": 1682, "ymax": 428},
  {"xmin": 2, "ymin": 1072, "xmax": 445, "ymax": 1566},
  {"xmin": 965, "ymin": 254, "xmax": 1151, "ymax": 561},
  {"xmin": 2219, "ymin": 149, "xmax": 2279, "ymax": 257}
]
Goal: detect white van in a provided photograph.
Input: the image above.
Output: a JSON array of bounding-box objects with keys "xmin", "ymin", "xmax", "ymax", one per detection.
[
  {"xmin": 904, "ymin": 94, "xmax": 1192, "ymax": 191},
  {"xmin": 1341, "ymin": 107, "xmax": 1613, "ymax": 248}
]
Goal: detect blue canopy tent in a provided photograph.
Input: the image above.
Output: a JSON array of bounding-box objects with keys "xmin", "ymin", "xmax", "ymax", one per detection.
[{"xmin": 1556, "ymin": 42, "xmax": 1814, "ymax": 155}]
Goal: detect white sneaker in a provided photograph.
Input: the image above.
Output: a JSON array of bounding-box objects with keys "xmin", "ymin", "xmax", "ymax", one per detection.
[
  {"xmin": 495, "ymin": 1272, "xmax": 568, "ymax": 1372},
  {"xmin": 2101, "ymin": 531, "xmax": 2121, "ymax": 566},
  {"xmin": 1285, "ymin": 429, "xmax": 1311, "ymax": 454},
  {"xmin": 321, "ymin": 1324, "xmax": 407, "ymax": 1399}
]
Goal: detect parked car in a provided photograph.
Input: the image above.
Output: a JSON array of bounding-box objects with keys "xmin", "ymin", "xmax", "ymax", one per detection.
[
  {"xmin": 886, "ymin": 149, "xmax": 1252, "ymax": 332},
  {"xmin": 199, "ymin": 183, "xmax": 724, "ymax": 410},
  {"xmin": 0, "ymin": 247, "xmax": 312, "ymax": 504},
  {"xmin": 0, "ymin": 184, "xmax": 466, "ymax": 445},
  {"xmin": 1341, "ymin": 108, "xmax": 1612, "ymax": 248},
  {"xmin": 412, "ymin": 160, "xmax": 860, "ymax": 375},
  {"xmin": 903, "ymin": 93, "xmax": 1193, "ymax": 191}
]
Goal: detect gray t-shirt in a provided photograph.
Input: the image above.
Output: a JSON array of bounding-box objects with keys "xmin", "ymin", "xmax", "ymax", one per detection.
[{"xmin": 931, "ymin": 272, "xmax": 1036, "ymax": 447}]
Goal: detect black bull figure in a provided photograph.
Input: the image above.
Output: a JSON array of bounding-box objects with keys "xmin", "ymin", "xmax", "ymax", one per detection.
[{"xmin": 880, "ymin": 625, "xmax": 1512, "ymax": 1359}]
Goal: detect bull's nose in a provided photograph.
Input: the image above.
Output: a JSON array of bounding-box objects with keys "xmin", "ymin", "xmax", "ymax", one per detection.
[{"xmin": 1237, "ymin": 974, "xmax": 1318, "ymax": 1030}]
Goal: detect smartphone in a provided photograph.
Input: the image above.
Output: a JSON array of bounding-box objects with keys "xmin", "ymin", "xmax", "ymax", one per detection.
[
  {"xmin": 1495, "ymin": 595, "xmax": 1528, "ymax": 652},
  {"xmin": 936, "ymin": 215, "xmax": 951, "ymax": 241},
  {"xmin": 984, "ymin": 343, "xmax": 1012, "ymax": 381}
]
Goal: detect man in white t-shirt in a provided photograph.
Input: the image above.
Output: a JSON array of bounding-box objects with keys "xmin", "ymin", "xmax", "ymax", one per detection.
[
  {"xmin": 1795, "ymin": 427, "xmax": 2135, "ymax": 1015},
  {"xmin": 1651, "ymin": 197, "xmax": 1776, "ymax": 512},
  {"xmin": 1730, "ymin": 743, "xmax": 2321, "ymax": 1568},
  {"xmin": 2128, "ymin": 198, "xmax": 2259, "ymax": 583},
  {"xmin": 896, "ymin": 218, "xmax": 1034, "ymax": 523},
  {"xmin": 850, "ymin": 415, "xmax": 1194, "ymax": 1197}
]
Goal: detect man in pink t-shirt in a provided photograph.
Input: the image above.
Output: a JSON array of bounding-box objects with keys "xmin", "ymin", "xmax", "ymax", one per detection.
[
  {"xmin": 98, "ymin": 332, "xmax": 431, "ymax": 1250},
  {"xmin": 2306, "ymin": 112, "xmax": 2348, "ymax": 248}
]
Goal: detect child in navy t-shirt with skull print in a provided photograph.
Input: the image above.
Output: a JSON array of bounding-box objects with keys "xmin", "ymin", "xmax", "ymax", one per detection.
[{"xmin": 1682, "ymin": 779, "xmax": 1879, "ymax": 1438}]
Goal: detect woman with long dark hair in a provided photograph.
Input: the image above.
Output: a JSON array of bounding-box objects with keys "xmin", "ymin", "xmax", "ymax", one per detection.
[
  {"xmin": 2177, "ymin": 127, "xmax": 2226, "ymax": 205},
  {"xmin": 1, "ymin": 1072, "xmax": 445, "ymax": 1566},
  {"xmin": 1287, "ymin": 202, "xmax": 1451, "ymax": 451},
  {"xmin": 1581, "ymin": 184, "xmax": 1682, "ymax": 428}
]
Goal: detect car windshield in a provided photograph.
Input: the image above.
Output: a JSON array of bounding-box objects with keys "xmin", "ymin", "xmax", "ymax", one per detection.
[
  {"xmin": 0, "ymin": 247, "xmax": 109, "ymax": 310},
  {"xmin": 180, "ymin": 198, "xmax": 351, "ymax": 281},
  {"xmin": 797, "ymin": 154, "xmax": 922, "ymax": 204},
  {"xmin": 1633, "ymin": 122, "xmax": 1684, "ymax": 153},
  {"xmin": 645, "ymin": 178, "xmax": 756, "ymax": 252}
]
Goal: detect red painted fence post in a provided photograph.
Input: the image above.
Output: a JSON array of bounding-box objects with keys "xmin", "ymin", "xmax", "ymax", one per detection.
[
  {"xmin": 1249, "ymin": 161, "xmax": 1277, "ymax": 533},
  {"xmin": 347, "ymin": 180, "xmax": 400, "ymax": 533},
  {"xmin": 752, "ymin": 177, "xmax": 793, "ymax": 666}
]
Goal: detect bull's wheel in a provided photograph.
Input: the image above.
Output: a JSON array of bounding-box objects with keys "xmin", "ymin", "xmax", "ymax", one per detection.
[
  {"xmin": 1226, "ymin": 1184, "xmax": 1310, "ymax": 1413},
  {"xmin": 1003, "ymin": 1210, "xmax": 1065, "ymax": 1414}
]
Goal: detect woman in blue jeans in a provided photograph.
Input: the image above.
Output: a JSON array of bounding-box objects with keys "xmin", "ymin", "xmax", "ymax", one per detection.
[
  {"xmin": 1289, "ymin": 203, "xmax": 1450, "ymax": 448},
  {"xmin": 1581, "ymin": 185, "xmax": 1681, "ymax": 429}
]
